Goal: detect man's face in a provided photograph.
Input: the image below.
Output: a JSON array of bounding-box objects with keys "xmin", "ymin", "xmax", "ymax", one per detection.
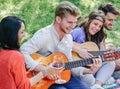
[
  {"xmin": 104, "ymin": 12, "xmax": 118, "ymax": 31},
  {"xmin": 58, "ymin": 14, "xmax": 78, "ymax": 34}
]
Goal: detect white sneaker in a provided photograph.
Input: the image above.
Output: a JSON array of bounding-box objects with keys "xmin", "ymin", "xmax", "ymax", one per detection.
[
  {"xmin": 91, "ymin": 84, "xmax": 104, "ymax": 89},
  {"xmin": 104, "ymin": 77, "xmax": 115, "ymax": 85}
]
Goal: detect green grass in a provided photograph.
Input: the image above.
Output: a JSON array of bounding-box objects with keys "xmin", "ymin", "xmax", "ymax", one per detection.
[{"xmin": 0, "ymin": 0, "xmax": 120, "ymax": 47}]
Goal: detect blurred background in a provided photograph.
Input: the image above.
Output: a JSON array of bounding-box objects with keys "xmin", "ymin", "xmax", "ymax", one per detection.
[{"xmin": 0, "ymin": 0, "xmax": 120, "ymax": 47}]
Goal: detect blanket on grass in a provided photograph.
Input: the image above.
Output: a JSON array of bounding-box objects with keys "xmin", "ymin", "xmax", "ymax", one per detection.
[
  {"xmin": 103, "ymin": 71, "xmax": 120, "ymax": 89},
  {"xmin": 103, "ymin": 83, "xmax": 120, "ymax": 89}
]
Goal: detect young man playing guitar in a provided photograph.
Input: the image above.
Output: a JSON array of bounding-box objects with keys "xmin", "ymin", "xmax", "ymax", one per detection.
[{"xmin": 20, "ymin": 1, "xmax": 92, "ymax": 89}]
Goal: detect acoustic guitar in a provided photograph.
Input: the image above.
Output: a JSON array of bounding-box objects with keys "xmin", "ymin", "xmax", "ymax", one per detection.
[
  {"xmin": 27, "ymin": 48, "xmax": 120, "ymax": 89},
  {"xmin": 72, "ymin": 41, "xmax": 120, "ymax": 61}
]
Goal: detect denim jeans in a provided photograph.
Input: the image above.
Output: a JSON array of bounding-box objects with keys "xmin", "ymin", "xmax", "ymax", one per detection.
[
  {"xmin": 49, "ymin": 76, "xmax": 90, "ymax": 89},
  {"xmin": 94, "ymin": 61, "xmax": 115, "ymax": 84}
]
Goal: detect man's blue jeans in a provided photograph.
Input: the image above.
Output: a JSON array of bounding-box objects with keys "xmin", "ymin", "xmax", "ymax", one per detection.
[{"xmin": 49, "ymin": 76, "xmax": 90, "ymax": 89}]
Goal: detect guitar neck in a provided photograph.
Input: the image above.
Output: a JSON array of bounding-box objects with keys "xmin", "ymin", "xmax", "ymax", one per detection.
[
  {"xmin": 88, "ymin": 51, "xmax": 107, "ymax": 56},
  {"xmin": 64, "ymin": 58, "xmax": 93, "ymax": 70}
]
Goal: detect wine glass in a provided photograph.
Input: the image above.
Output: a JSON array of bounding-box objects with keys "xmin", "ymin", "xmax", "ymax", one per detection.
[{"xmin": 53, "ymin": 55, "xmax": 66, "ymax": 84}]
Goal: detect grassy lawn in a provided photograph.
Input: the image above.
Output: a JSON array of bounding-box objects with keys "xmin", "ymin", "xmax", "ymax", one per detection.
[{"xmin": 0, "ymin": 0, "xmax": 120, "ymax": 47}]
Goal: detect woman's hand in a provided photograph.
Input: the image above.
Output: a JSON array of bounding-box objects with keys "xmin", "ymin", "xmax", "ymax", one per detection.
[
  {"xmin": 72, "ymin": 42, "xmax": 93, "ymax": 59},
  {"xmin": 77, "ymin": 48, "xmax": 93, "ymax": 59},
  {"xmin": 83, "ymin": 56, "xmax": 102, "ymax": 74},
  {"xmin": 89, "ymin": 56, "xmax": 102, "ymax": 74}
]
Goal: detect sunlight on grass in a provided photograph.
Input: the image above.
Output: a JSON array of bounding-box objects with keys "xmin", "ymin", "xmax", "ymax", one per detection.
[
  {"xmin": 0, "ymin": 1, "xmax": 27, "ymax": 18},
  {"xmin": 0, "ymin": 10, "xmax": 8, "ymax": 16},
  {"xmin": 0, "ymin": 3, "xmax": 15, "ymax": 17},
  {"xmin": 80, "ymin": 0, "xmax": 100, "ymax": 10},
  {"xmin": 15, "ymin": 1, "xmax": 27, "ymax": 11}
]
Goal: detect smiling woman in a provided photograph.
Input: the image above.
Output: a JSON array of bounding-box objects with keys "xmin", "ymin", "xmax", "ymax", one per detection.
[
  {"xmin": 0, "ymin": 16, "xmax": 45, "ymax": 89},
  {"xmin": 0, "ymin": 16, "xmax": 30, "ymax": 89},
  {"xmin": 71, "ymin": 10, "xmax": 106, "ymax": 47},
  {"xmin": 71, "ymin": 10, "xmax": 116, "ymax": 89}
]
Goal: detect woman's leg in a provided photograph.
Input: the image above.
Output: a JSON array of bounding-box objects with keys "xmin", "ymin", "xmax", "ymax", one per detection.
[{"xmin": 95, "ymin": 61, "xmax": 115, "ymax": 85}]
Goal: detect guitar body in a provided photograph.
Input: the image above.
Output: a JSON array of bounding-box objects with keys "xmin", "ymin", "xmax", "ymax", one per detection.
[
  {"xmin": 72, "ymin": 41, "xmax": 99, "ymax": 60},
  {"xmin": 28, "ymin": 52, "xmax": 71, "ymax": 89}
]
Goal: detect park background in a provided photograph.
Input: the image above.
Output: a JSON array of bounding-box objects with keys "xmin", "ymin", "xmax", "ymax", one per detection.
[{"xmin": 0, "ymin": 0, "xmax": 120, "ymax": 47}]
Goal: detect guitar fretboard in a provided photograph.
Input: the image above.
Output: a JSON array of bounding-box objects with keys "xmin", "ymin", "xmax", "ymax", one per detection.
[
  {"xmin": 64, "ymin": 58, "xmax": 93, "ymax": 70},
  {"xmin": 88, "ymin": 51, "xmax": 106, "ymax": 56}
]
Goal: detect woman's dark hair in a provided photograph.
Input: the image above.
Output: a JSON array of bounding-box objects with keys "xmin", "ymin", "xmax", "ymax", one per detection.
[
  {"xmin": 0, "ymin": 16, "xmax": 25, "ymax": 50},
  {"xmin": 78, "ymin": 10, "xmax": 106, "ymax": 46}
]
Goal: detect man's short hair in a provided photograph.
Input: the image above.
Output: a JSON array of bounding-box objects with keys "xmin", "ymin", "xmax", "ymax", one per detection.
[{"xmin": 55, "ymin": 1, "xmax": 80, "ymax": 18}]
